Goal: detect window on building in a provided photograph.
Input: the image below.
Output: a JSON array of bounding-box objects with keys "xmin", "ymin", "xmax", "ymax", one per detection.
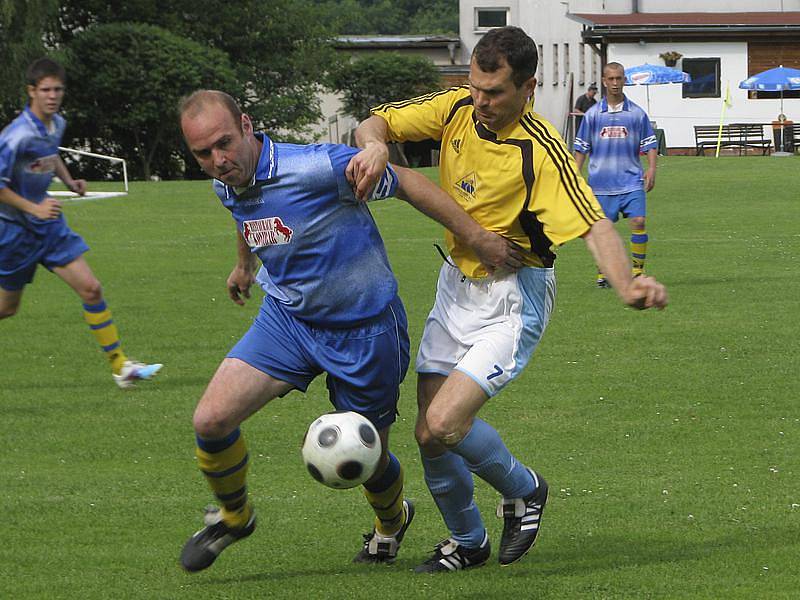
[
  {"xmin": 747, "ymin": 42, "xmax": 800, "ymax": 100},
  {"xmin": 682, "ymin": 58, "xmax": 721, "ymax": 98},
  {"xmin": 553, "ymin": 43, "xmax": 559, "ymax": 86},
  {"xmin": 537, "ymin": 44, "xmax": 544, "ymax": 86},
  {"xmin": 563, "ymin": 43, "xmax": 570, "ymax": 85},
  {"xmin": 475, "ymin": 7, "xmax": 508, "ymax": 30}
]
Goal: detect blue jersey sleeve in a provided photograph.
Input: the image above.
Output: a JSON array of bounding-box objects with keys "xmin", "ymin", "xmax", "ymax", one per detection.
[
  {"xmin": 325, "ymin": 143, "xmax": 398, "ymax": 203},
  {"xmin": 639, "ymin": 113, "xmax": 658, "ymax": 153},
  {"xmin": 574, "ymin": 110, "xmax": 592, "ymax": 154},
  {"xmin": 0, "ymin": 135, "xmax": 18, "ymax": 188}
]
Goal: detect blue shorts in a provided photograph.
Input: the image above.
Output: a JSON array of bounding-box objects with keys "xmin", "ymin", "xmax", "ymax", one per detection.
[
  {"xmin": 0, "ymin": 218, "xmax": 89, "ymax": 291},
  {"xmin": 596, "ymin": 190, "xmax": 646, "ymax": 223},
  {"xmin": 228, "ymin": 294, "xmax": 410, "ymax": 430}
]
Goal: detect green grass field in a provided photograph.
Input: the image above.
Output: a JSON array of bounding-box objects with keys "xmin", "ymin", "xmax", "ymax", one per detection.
[{"xmin": 2, "ymin": 157, "xmax": 798, "ymax": 599}]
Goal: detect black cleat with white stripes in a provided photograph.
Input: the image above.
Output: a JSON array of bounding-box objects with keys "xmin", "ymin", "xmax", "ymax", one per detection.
[
  {"xmin": 497, "ymin": 469, "xmax": 548, "ymax": 566},
  {"xmin": 414, "ymin": 532, "xmax": 491, "ymax": 573},
  {"xmin": 180, "ymin": 506, "xmax": 256, "ymax": 572}
]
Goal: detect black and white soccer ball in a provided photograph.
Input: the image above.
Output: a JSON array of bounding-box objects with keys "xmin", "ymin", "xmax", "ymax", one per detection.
[{"xmin": 301, "ymin": 411, "xmax": 381, "ymax": 489}]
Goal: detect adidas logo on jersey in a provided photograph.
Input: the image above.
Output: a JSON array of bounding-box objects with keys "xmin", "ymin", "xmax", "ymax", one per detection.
[
  {"xmin": 454, "ymin": 172, "xmax": 476, "ymax": 202},
  {"xmin": 450, "ymin": 138, "xmax": 462, "ymax": 154}
]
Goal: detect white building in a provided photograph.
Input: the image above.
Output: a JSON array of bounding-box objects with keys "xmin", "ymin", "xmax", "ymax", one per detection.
[{"xmin": 459, "ymin": 0, "xmax": 800, "ymax": 150}]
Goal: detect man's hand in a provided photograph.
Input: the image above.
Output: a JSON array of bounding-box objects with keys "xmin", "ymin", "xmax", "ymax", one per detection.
[
  {"xmin": 226, "ymin": 265, "xmax": 255, "ymax": 306},
  {"xmin": 644, "ymin": 169, "xmax": 656, "ymax": 192},
  {"xmin": 470, "ymin": 231, "xmax": 525, "ymax": 274},
  {"xmin": 30, "ymin": 198, "xmax": 62, "ymax": 220},
  {"xmin": 620, "ymin": 274, "xmax": 668, "ymax": 310},
  {"xmin": 345, "ymin": 143, "xmax": 390, "ymax": 201},
  {"xmin": 70, "ymin": 179, "xmax": 87, "ymax": 196}
]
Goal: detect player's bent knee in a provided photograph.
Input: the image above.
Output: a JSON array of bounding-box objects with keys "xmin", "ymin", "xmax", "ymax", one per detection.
[
  {"xmin": 0, "ymin": 305, "xmax": 18, "ymax": 319},
  {"xmin": 78, "ymin": 280, "xmax": 104, "ymax": 304},
  {"xmin": 425, "ymin": 412, "xmax": 466, "ymax": 448},
  {"xmin": 192, "ymin": 408, "xmax": 238, "ymax": 440}
]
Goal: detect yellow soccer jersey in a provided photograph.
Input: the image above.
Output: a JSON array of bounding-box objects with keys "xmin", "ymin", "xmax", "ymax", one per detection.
[{"xmin": 372, "ymin": 86, "xmax": 604, "ymax": 278}]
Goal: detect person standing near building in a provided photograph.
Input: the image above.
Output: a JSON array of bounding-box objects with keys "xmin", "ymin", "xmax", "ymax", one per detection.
[
  {"xmin": 348, "ymin": 28, "xmax": 668, "ymax": 573},
  {"xmin": 573, "ymin": 82, "xmax": 598, "ymax": 133},
  {"xmin": 0, "ymin": 57, "xmax": 162, "ymax": 388},
  {"xmin": 574, "ymin": 62, "xmax": 658, "ymax": 287}
]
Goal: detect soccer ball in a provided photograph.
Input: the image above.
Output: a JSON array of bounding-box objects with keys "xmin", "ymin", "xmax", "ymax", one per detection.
[{"xmin": 301, "ymin": 411, "xmax": 382, "ymax": 489}]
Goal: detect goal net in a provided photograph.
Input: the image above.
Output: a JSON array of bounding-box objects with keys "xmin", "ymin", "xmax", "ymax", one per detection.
[{"xmin": 49, "ymin": 147, "xmax": 129, "ymax": 200}]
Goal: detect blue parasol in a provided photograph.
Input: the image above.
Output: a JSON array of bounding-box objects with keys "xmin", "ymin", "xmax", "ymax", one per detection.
[
  {"xmin": 624, "ymin": 64, "xmax": 692, "ymax": 113},
  {"xmin": 739, "ymin": 65, "xmax": 800, "ymax": 115}
]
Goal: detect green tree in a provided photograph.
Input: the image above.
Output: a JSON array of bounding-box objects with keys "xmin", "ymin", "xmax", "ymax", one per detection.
[
  {"xmin": 329, "ymin": 53, "xmax": 442, "ymax": 122},
  {"xmin": 0, "ymin": 0, "xmax": 59, "ymax": 123},
  {"xmin": 61, "ymin": 22, "xmax": 238, "ymax": 180},
  {"xmin": 54, "ymin": 0, "xmax": 337, "ymax": 139}
]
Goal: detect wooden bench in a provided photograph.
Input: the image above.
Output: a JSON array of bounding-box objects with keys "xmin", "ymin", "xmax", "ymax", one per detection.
[{"xmin": 694, "ymin": 124, "xmax": 771, "ymax": 156}]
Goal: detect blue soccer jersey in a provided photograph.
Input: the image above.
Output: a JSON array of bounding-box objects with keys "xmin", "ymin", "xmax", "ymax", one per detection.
[
  {"xmin": 214, "ymin": 133, "xmax": 400, "ymax": 327},
  {"xmin": 574, "ymin": 96, "xmax": 657, "ymax": 195},
  {"xmin": 0, "ymin": 107, "xmax": 66, "ymax": 233}
]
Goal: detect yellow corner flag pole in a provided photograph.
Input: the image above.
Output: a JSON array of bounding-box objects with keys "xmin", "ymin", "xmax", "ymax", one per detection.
[{"xmin": 715, "ymin": 82, "xmax": 733, "ymax": 158}]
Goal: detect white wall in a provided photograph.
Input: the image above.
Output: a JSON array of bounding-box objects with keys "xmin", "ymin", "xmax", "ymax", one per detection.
[
  {"xmin": 610, "ymin": 41, "xmax": 799, "ymax": 147},
  {"xmin": 568, "ymin": 0, "xmax": 800, "ymax": 12},
  {"xmin": 459, "ymin": 0, "xmax": 599, "ymax": 129}
]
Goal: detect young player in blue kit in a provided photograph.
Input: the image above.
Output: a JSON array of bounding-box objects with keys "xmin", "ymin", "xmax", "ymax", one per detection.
[
  {"xmin": 177, "ymin": 90, "xmax": 517, "ymax": 571},
  {"xmin": 574, "ymin": 62, "xmax": 658, "ymax": 287},
  {"xmin": 0, "ymin": 58, "xmax": 161, "ymax": 388}
]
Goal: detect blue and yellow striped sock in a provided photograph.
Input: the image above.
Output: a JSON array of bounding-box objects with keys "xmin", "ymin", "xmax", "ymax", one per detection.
[
  {"xmin": 196, "ymin": 428, "xmax": 252, "ymax": 528},
  {"xmin": 83, "ymin": 300, "xmax": 127, "ymax": 374},
  {"xmin": 362, "ymin": 452, "xmax": 405, "ymax": 536},
  {"xmin": 631, "ymin": 229, "xmax": 648, "ymax": 276}
]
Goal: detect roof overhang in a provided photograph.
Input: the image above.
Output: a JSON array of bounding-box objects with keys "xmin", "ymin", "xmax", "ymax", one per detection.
[
  {"xmin": 334, "ymin": 34, "xmax": 460, "ymax": 50},
  {"xmin": 569, "ymin": 12, "xmax": 800, "ymax": 43}
]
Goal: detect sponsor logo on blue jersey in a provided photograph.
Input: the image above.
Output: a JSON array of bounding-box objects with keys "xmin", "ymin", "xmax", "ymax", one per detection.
[{"xmin": 242, "ymin": 217, "xmax": 293, "ymax": 248}]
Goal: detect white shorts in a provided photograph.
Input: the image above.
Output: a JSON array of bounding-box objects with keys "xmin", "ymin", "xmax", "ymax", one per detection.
[{"xmin": 415, "ymin": 262, "xmax": 556, "ymax": 397}]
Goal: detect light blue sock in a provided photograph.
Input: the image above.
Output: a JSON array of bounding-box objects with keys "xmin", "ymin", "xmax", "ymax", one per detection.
[
  {"xmin": 451, "ymin": 417, "xmax": 536, "ymax": 499},
  {"xmin": 421, "ymin": 450, "xmax": 486, "ymax": 548}
]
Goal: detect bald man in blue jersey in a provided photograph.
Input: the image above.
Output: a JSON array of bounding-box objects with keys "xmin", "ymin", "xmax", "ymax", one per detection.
[
  {"xmin": 574, "ymin": 62, "xmax": 658, "ymax": 287},
  {"xmin": 178, "ymin": 90, "xmax": 518, "ymax": 572}
]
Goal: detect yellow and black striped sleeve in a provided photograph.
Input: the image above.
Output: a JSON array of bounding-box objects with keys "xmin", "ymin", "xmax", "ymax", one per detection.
[
  {"xmin": 519, "ymin": 112, "xmax": 605, "ymax": 245},
  {"xmin": 371, "ymin": 87, "xmax": 468, "ymax": 143}
]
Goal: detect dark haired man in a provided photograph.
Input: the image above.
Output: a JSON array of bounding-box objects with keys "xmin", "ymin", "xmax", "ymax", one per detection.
[
  {"xmin": 0, "ymin": 57, "xmax": 161, "ymax": 388},
  {"xmin": 177, "ymin": 90, "xmax": 514, "ymax": 572},
  {"xmin": 573, "ymin": 82, "xmax": 598, "ymax": 133},
  {"xmin": 348, "ymin": 26, "xmax": 667, "ymax": 573}
]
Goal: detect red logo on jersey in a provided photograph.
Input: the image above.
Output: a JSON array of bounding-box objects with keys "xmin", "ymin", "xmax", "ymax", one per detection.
[
  {"xmin": 26, "ymin": 155, "xmax": 57, "ymax": 174},
  {"xmin": 242, "ymin": 217, "xmax": 293, "ymax": 248},
  {"xmin": 600, "ymin": 126, "xmax": 629, "ymax": 139}
]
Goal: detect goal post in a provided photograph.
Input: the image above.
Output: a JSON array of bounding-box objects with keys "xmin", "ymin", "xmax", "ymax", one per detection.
[{"xmin": 51, "ymin": 146, "xmax": 129, "ymax": 199}]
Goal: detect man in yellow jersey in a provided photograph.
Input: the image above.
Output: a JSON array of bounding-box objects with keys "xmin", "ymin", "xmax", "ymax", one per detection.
[{"xmin": 347, "ymin": 26, "xmax": 668, "ymax": 573}]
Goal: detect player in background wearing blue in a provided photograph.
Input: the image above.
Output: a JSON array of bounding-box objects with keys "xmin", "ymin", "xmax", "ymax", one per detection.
[
  {"xmin": 0, "ymin": 58, "xmax": 162, "ymax": 388},
  {"xmin": 177, "ymin": 90, "xmax": 517, "ymax": 572},
  {"xmin": 348, "ymin": 27, "xmax": 668, "ymax": 573},
  {"xmin": 574, "ymin": 62, "xmax": 658, "ymax": 288}
]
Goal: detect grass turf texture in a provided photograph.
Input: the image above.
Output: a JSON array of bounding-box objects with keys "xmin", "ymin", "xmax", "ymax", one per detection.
[{"xmin": 2, "ymin": 157, "xmax": 798, "ymax": 599}]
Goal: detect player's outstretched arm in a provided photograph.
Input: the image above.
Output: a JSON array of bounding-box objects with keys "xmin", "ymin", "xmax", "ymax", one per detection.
[
  {"xmin": 227, "ymin": 229, "xmax": 257, "ymax": 306},
  {"xmin": 583, "ymin": 218, "xmax": 668, "ymax": 310},
  {"xmin": 346, "ymin": 116, "xmax": 391, "ymax": 201},
  {"xmin": 393, "ymin": 165, "xmax": 523, "ymax": 274}
]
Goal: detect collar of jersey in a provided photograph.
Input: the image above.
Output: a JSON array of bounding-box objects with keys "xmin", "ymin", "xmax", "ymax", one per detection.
[
  {"xmin": 23, "ymin": 105, "xmax": 52, "ymax": 137},
  {"xmin": 599, "ymin": 96, "xmax": 631, "ymax": 113},
  {"xmin": 253, "ymin": 131, "xmax": 277, "ymax": 182}
]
